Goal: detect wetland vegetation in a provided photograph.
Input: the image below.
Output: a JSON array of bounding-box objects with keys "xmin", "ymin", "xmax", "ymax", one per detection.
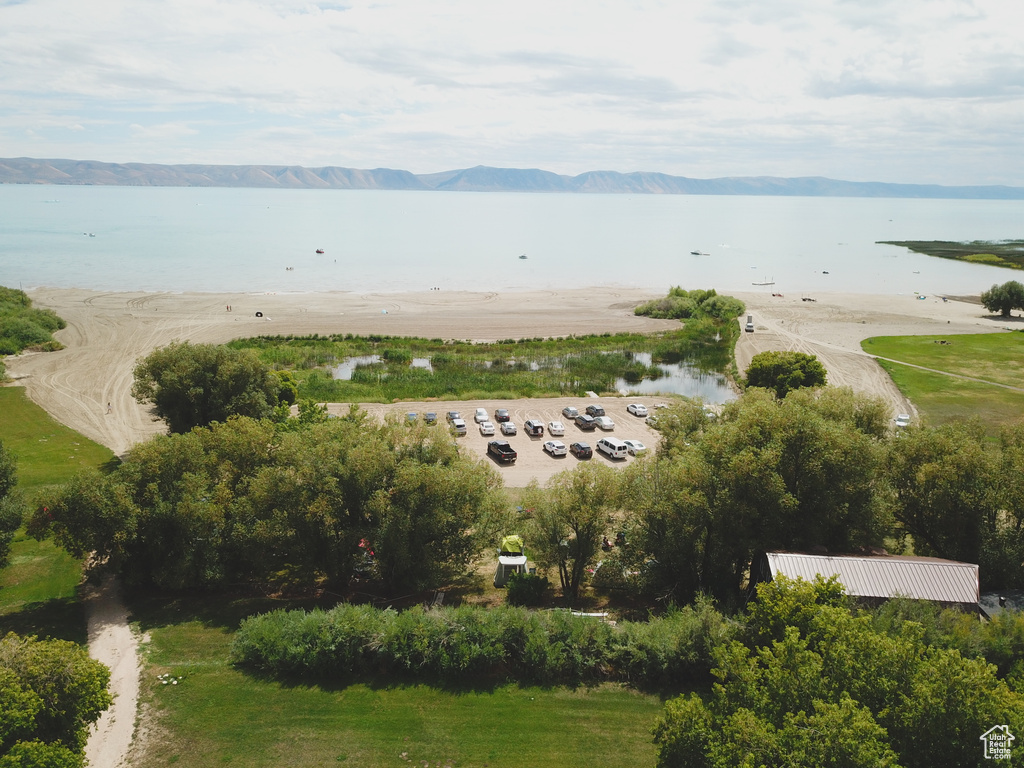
[{"xmin": 879, "ymin": 239, "xmax": 1024, "ymax": 270}]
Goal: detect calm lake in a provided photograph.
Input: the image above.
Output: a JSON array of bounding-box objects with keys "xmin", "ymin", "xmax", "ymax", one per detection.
[{"xmin": 2, "ymin": 185, "xmax": 1022, "ymax": 296}]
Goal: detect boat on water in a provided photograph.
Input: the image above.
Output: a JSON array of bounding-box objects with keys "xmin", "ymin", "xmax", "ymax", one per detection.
[
  {"xmin": 316, "ymin": 248, "xmax": 325, "ymax": 254},
  {"xmin": 752, "ymin": 276, "xmax": 775, "ymax": 286},
  {"xmin": 519, "ymin": 254, "xmax": 527, "ymax": 259},
  {"xmin": 690, "ymin": 250, "xmax": 701, "ymax": 255}
]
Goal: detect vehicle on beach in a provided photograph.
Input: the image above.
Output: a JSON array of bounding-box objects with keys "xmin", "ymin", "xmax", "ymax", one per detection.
[
  {"xmin": 451, "ymin": 418, "xmax": 467, "ymax": 436},
  {"xmin": 547, "ymin": 420, "xmax": 565, "ymax": 436},
  {"xmin": 474, "ymin": 408, "xmax": 488, "ymax": 423},
  {"xmin": 501, "ymin": 421, "xmax": 517, "ymax": 435},
  {"xmin": 524, "ymin": 419, "xmax": 545, "ymax": 437},
  {"xmin": 494, "ymin": 408, "xmax": 510, "ymax": 422},
  {"xmin": 745, "ymin": 315, "xmax": 754, "ymax": 332},
  {"xmin": 479, "ymin": 421, "xmax": 495, "ymax": 436},
  {"xmin": 406, "ymin": 412, "xmax": 418, "ymax": 422},
  {"xmin": 424, "ymin": 412, "xmax": 437, "ymax": 424},
  {"xmin": 446, "ymin": 411, "xmax": 461, "ymax": 422},
  {"xmin": 894, "ymin": 414, "xmax": 911, "ymax": 428},
  {"xmin": 543, "ymin": 440, "xmax": 567, "ymax": 456},
  {"xmin": 569, "ymin": 441, "xmax": 592, "ymax": 459},
  {"xmin": 575, "ymin": 414, "xmax": 597, "ymax": 431},
  {"xmin": 623, "ymin": 439, "xmax": 647, "ymax": 456},
  {"xmin": 562, "ymin": 406, "xmax": 579, "ymax": 419},
  {"xmin": 585, "ymin": 404, "xmax": 605, "ymax": 417},
  {"xmin": 594, "ymin": 416, "xmax": 615, "ymax": 431},
  {"xmin": 626, "ymin": 403, "xmax": 648, "ymax": 417}
]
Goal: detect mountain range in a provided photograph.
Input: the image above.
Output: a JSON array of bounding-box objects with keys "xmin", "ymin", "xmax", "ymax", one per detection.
[{"xmin": 2, "ymin": 157, "xmax": 1023, "ymax": 199}]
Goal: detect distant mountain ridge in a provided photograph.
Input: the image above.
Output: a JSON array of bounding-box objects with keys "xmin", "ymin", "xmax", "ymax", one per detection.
[{"xmin": 2, "ymin": 157, "xmax": 1023, "ymax": 199}]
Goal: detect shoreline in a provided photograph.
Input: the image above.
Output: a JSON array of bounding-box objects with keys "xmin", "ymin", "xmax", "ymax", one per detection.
[{"xmin": 5, "ymin": 285, "xmax": 1014, "ymax": 459}]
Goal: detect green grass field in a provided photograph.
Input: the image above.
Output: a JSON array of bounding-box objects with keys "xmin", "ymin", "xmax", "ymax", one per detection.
[
  {"xmin": 0, "ymin": 387, "xmax": 117, "ymax": 491},
  {"xmin": 133, "ymin": 595, "xmax": 665, "ymax": 768},
  {"xmin": 862, "ymin": 332, "xmax": 1024, "ymax": 432},
  {"xmin": 0, "ymin": 386, "xmax": 114, "ymax": 637}
]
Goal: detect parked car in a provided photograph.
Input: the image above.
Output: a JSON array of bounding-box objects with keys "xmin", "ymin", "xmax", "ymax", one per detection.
[
  {"xmin": 894, "ymin": 414, "xmax": 911, "ymax": 428},
  {"xmin": 575, "ymin": 414, "xmax": 597, "ymax": 431},
  {"xmin": 626, "ymin": 403, "xmax": 648, "ymax": 417},
  {"xmin": 524, "ymin": 419, "xmax": 545, "ymax": 437},
  {"xmin": 543, "ymin": 440, "xmax": 567, "ymax": 456},
  {"xmin": 596, "ymin": 437, "xmax": 628, "ymax": 460},
  {"xmin": 424, "ymin": 412, "xmax": 438, "ymax": 424},
  {"xmin": 645, "ymin": 415, "xmax": 660, "ymax": 428},
  {"xmin": 450, "ymin": 418, "xmax": 467, "ymax": 436},
  {"xmin": 446, "ymin": 411, "xmax": 461, "ymax": 423},
  {"xmin": 474, "ymin": 408, "xmax": 488, "ymax": 423},
  {"xmin": 494, "ymin": 408, "xmax": 511, "ymax": 422},
  {"xmin": 406, "ymin": 412, "xmax": 418, "ymax": 422},
  {"xmin": 547, "ymin": 420, "xmax": 565, "ymax": 436},
  {"xmin": 622, "ymin": 439, "xmax": 647, "ymax": 456},
  {"xmin": 594, "ymin": 416, "xmax": 615, "ymax": 431},
  {"xmin": 479, "ymin": 420, "xmax": 495, "ymax": 436},
  {"xmin": 501, "ymin": 421, "xmax": 517, "ymax": 435},
  {"xmin": 562, "ymin": 406, "xmax": 579, "ymax": 419},
  {"xmin": 585, "ymin": 404, "xmax": 605, "ymax": 417},
  {"xmin": 569, "ymin": 441, "xmax": 592, "ymax": 459}
]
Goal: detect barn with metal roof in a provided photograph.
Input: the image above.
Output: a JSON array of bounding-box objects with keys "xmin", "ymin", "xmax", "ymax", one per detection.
[{"xmin": 750, "ymin": 551, "xmax": 980, "ymax": 610}]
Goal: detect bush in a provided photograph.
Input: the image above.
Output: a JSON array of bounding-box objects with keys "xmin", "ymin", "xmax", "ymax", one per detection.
[
  {"xmin": 506, "ymin": 572, "xmax": 549, "ymax": 606},
  {"xmin": 231, "ymin": 602, "xmax": 734, "ymax": 689}
]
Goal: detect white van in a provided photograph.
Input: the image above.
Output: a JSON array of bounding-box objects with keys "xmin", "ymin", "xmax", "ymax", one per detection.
[
  {"xmin": 451, "ymin": 418, "xmax": 468, "ymax": 436},
  {"xmin": 596, "ymin": 437, "xmax": 628, "ymax": 460}
]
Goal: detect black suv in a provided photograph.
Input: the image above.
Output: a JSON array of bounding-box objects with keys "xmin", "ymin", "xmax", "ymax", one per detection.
[
  {"xmin": 570, "ymin": 442, "xmax": 592, "ymax": 459},
  {"xmin": 585, "ymin": 404, "xmax": 605, "ymax": 417},
  {"xmin": 575, "ymin": 414, "xmax": 597, "ymax": 430}
]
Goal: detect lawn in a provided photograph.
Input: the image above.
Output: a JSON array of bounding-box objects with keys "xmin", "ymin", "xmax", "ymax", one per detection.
[
  {"xmin": 0, "ymin": 386, "xmax": 113, "ymax": 637},
  {"xmin": 0, "ymin": 387, "xmax": 116, "ymax": 491},
  {"xmin": 862, "ymin": 332, "xmax": 1024, "ymax": 432},
  {"xmin": 132, "ymin": 595, "xmax": 666, "ymax": 768}
]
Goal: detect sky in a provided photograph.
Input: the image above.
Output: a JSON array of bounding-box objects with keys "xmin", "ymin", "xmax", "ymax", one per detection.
[{"xmin": 1, "ymin": 0, "xmax": 1022, "ymax": 185}]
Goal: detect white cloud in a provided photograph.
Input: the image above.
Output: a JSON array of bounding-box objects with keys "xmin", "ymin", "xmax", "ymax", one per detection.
[{"xmin": 0, "ymin": 0, "xmax": 1020, "ymax": 184}]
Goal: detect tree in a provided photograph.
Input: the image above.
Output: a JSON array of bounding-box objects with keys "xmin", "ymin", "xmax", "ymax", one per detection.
[
  {"xmin": 0, "ymin": 633, "xmax": 111, "ymax": 763},
  {"xmin": 884, "ymin": 420, "xmax": 998, "ymax": 565},
  {"xmin": 744, "ymin": 351, "xmax": 826, "ymax": 399},
  {"xmin": 652, "ymin": 577, "xmax": 1024, "ymax": 768},
  {"xmin": 625, "ymin": 388, "xmax": 889, "ymax": 606},
  {"xmin": 981, "ymin": 280, "xmax": 1024, "ymax": 317},
  {"xmin": 0, "ymin": 442, "xmax": 25, "ymax": 570},
  {"xmin": 32, "ymin": 414, "xmax": 506, "ymax": 593},
  {"xmin": 526, "ymin": 463, "xmax": 620, "ymax": 603},
  {"xmin": 131, "ymin": 341, "xmax": 281, "ymax": 433}
]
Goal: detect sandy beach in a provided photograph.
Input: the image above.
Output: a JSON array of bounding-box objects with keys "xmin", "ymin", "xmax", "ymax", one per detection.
[{"xmin": 5, "ymin": 285, "xmax": 1014, "ymax": 466}]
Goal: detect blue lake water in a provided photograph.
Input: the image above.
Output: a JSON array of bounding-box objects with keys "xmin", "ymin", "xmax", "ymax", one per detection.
[{"xmin": 2, "ymin": 184, "xmax": 1022, "ymax": 296}]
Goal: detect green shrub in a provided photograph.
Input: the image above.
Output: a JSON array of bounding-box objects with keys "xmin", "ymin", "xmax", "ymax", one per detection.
[{"xmin": 506, "ymin": 572, "xmax": 549, "ymax": 606}]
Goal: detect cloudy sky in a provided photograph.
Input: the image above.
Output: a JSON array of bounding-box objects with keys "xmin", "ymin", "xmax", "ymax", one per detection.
[{"xmin": 2, "ymin": 0, "xmax": 1022, "ymax": 184}]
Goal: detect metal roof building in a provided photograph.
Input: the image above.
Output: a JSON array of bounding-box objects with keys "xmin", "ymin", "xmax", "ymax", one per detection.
[{"xmin": 751, "ymin": 551, "xmax": 980, "ymax": 609}]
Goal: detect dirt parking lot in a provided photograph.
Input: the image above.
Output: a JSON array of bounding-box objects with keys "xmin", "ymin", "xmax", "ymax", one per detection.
[{"xmin": 325, "ymin": 396, "xmax": 667, "ymax": 487}]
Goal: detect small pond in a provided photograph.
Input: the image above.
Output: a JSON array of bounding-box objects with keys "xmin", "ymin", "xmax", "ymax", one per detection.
[{"xmin": 332, "ymin": 351, "xmax": 736, "ymax": 404}]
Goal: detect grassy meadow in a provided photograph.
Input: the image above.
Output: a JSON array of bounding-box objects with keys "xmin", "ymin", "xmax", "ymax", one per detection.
[
  {"xmin": 0, "ymin": 387, "xmax": 114, "ymax": 638},
  {"xmin": 133, "ymin": 594, "xmax": 663, "ymax": 768},
  {"xmin": 862, "ymin": 331, "xmax": 1024, "ymax": 433}
]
